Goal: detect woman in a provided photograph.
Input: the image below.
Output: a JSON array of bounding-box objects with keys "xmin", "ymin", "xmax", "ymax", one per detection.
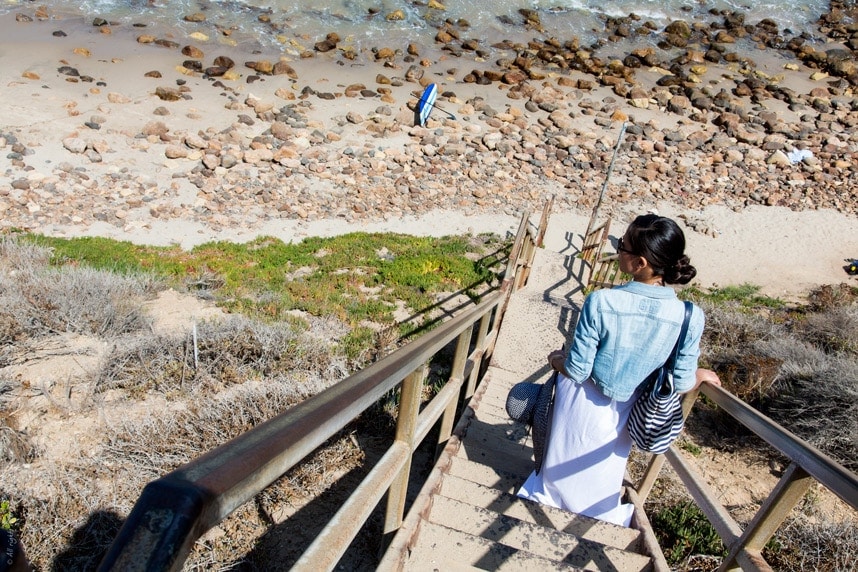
[{"xmin": 517, "ymin": 214, "xmax": 720, "ymax": 527}]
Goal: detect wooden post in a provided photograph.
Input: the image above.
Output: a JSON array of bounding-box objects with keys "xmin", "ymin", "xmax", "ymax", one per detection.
[
  {"xmin": 436, "ymin": 328, "xmax": 473, "ymax": 457},
  {"xmin": 719, "ymin": 463, "xmax": 812, "ymax": 572},
  {"xmin": 383, "ymin": 366, "xmax": 427, "ymax": 538},
  {"xmin": 585, "ymin": 122, "xmax": 626, "ymax": 238}
]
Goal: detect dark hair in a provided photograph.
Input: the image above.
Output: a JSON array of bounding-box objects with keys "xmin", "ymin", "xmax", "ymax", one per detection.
[{"xmin": 624, "ymin": 214, "xmax": 697, "ymax": 285}]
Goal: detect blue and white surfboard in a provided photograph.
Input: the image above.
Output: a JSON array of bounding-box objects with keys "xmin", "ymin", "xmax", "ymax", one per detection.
[{"xmin": 417, "ymin": 83, "xmax": 437, "ymax": 127}]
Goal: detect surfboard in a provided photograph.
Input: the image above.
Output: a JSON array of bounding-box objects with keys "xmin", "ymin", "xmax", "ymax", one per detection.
[{"xmin": 417, "ymin": 83, "xmax": 437, "ymax": 126}]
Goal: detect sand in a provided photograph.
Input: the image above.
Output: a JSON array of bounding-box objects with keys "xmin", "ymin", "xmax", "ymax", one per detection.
[{"xmin": 1, "ymin": 9, "xmax": 857, "ymax": 301}]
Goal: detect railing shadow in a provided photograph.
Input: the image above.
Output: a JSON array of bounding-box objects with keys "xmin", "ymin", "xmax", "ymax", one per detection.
[
  {"xmin": 52, "ymin": 510, "xmax": 124, "ymax": 571},
  {"xmin": 540, "ymin": 229, "xmax": 585, "ymax": 345},
  {"xmin": 240, "ymin": 429, "xmax": 394, "ymax": 570},
  {"xmin": 396, "ymin": 243, "xmax": 511, "ymax": 340},
  {"xmin": 455, "ymin": 399, "xmax": 634, "ymax": 571}
]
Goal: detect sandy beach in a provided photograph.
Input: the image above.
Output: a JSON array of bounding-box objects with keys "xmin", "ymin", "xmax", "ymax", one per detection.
[{"xmin": 2, "ymin": 5, "xmax": 858, "ymax": 299}]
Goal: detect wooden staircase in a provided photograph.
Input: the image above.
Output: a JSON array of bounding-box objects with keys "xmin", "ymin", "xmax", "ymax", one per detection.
[{"xmin": 378, "ymin": 246, "xmax": 668, "ymax": 571}]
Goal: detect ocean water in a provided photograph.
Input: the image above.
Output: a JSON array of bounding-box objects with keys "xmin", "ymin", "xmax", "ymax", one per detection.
[{"xmin": 1, "ymin": 0, "xmax": 832, "ymax": 52}]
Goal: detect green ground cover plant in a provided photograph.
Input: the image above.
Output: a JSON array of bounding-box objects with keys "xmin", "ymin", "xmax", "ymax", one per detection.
[{"xmin": 21, "ymin": 231, "xmax": 507, "ymax": 359}]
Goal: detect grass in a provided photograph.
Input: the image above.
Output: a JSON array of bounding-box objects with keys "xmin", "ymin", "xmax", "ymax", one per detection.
[
  {"xmin": 651, "ymin": 501, "xmax": 726, "ymax": 565},
  {"xmin": 22, "ymin": 231, "xmax": 506, "ymax": 346},
  {"xmin": 682, "ymin": 282, "xmax": 785, "ymax": 309}
]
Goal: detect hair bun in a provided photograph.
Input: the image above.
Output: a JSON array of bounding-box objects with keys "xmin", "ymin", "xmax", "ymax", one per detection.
[{"xmin": 664, "ymin": 255, "xmax": 696, "ymax": 285}]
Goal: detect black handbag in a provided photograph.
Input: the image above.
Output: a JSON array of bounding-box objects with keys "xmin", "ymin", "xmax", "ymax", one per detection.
[
  {"xmin": 505, "ymin": 371, "xmax": 556, "ymax": 474},
  {"xmin": 627, "ymin": 301, "xmax": 693, "ymax": 454}
]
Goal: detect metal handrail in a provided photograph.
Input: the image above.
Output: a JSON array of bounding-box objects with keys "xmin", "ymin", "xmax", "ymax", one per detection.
[
  {"xmin": 636, "ymin": 383, "xmax": 858, "ymax": 572},
  {"xmin": 98, "ymin": 205, "xmax": 550, "ymax": 571}
]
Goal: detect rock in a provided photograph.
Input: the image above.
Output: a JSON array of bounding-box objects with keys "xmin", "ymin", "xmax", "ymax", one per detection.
[
  {"xmin": 213, "ymin": 56, "xmax": 235, "ymax": 69},
  {"xmin": 154, "ymin": 39, "xmax": 180, "ymax": 49},
  {"xmin": 272, "ymin": 61, "xmax": 297, "ymax": 78},
  {"xmin": 667, "ymin": 95, "xmax": 691, "ymax": 114},
  {"xmin": 202, "ymin": 154, "xmax": 220, "ymax": 169},
  {"xmin": 142, "ymin": 121, "xmax": 169, "ymax": 137},
  {"xmin": 502, "ymin": 71, "xmax": 528, "ymax": 84},
  {"xmin": 270, "ymin": 122, "xmax": 291, "ymax": 141},
  {"xmin": 182, "ymin": 45, "xmax": 204, "ymax": 59},
  {"xmin": 165, "ymin": 145, "xmax": 188, "ymax": 159},
  {"xmin": 315, "ymin": 39, "xmax": 337, "ymax": 52},
  {"xmin": 664, "ymin": 20, "xmax": 691, "ymax": 39},
  {"xmin": 344, "ymin": 83, "xmax": 366, "ymax": 97},
  {"xmin": 155, "ymin": 86, "xmax": 182, "ymax": 101},
  {"xmin": 405, "ymin": 65, "xmax": 424, "ymax": 83},
  {"xmin": 766, "ymin": 150, "xmax": 790, "ymax": 166},
  {"xmin": 62, "ymin": 138, "xmax": 87, "ymax": 154},
  {"xmin": 184, "ymin": 134, "xmax": 207, "ymax": 149},
  {"xmin": 375, "ymin": 47, "xmax": 396, "ymax": 60},
  {"xmin": 275, "ymin": 87, "xmax": 296, "ymax": 100},
  {"xmin": 108, "ymin": 92, "xmax": 131, "ymax": 103},
  {"xmin": 243, "ymin": 148, "xmax": 274, "ymax": 163},
  {"xmin": 184, "ymin": 12, "xmax": 206, "ymax": 22}
]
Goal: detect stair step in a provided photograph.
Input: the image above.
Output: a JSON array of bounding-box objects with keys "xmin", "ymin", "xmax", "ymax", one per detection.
[
  {"xmin": 428, "ymin": 495, "xmax": 652, "ymax": 571},
  {"xmin": 456, "ymin": 440, "xmax": 534, "ymax": 479},
  {"xmin": 404, "ymin": 520, "xmax": 585, "ymax": 571},
  {"xmin": 447, "ymin": 455, "xmax": 528, "ymax": 493},
  {"xmin": 438, "ymin": 474, "xmax": 642, "ymax": 552}
]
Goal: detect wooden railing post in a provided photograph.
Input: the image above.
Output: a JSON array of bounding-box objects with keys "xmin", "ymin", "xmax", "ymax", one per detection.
[
  {"xmin": 719, "ymin": 463, "xmax": 812, "ymax": 572},
  {"xmin": 466, "ymin": 312, "xmax": 492, "ymax": 399},
  {"xmin": 436, "ymin": 327, "xmax": 473, "ymax": 456},
  {"xmin": 383, "ymin": 366, "xmax": 427, "ymax": 539}
]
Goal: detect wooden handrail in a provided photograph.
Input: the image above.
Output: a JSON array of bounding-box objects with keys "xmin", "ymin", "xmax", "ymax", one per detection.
[
  {"xmin": 636, "ymin": 383, "xmax": 858, "ymax": 571},
  {"xmin": 98, "ymin": 205, "xmax": 550, "ymax": 571}
]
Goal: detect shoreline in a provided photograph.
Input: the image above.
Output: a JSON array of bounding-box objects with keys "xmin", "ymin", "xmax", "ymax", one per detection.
[{"xmin": 1, "ymin": 6, "xmax": 857, "ymax": 299}]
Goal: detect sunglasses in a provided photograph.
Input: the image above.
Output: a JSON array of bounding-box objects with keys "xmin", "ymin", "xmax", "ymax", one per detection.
[{"xmin": 617, "ymin": 236, "xmax": 637, "ymax": 255}]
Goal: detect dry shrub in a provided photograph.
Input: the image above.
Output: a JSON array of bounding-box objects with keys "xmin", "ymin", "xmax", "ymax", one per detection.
[
  {"xmin": 102, "ymin": 378, "xmax": 331, "ymax": 478},
  {"xmin": 9, "ymin": 362, "xmax": 348, "ymax": 570},
  {"xmin": 698, "ymin": 302, "xmax": 781, "ymax": 358},
  {"xmin": 765, "ymin": 499, "xmax": 858, "ymax": 572},
  {"xmin": 0, "ymin": 236, "xmax": 156, "ymax": 342},
  {"xmin": 800, "ymin": 305, "xmax": 858, "ymax": 355},
  {"xmin": 806, "ymin": 283, "xmax": 858, "ymax": 311},
  {"xmin": 5, "ymin": 462, "xmax": 129, "ymax": 570},
  {"xmin": 0, "ymin": 377, "xmax": 36, "ymax": 464},
  {"xmin": 766, "ymin": 355, "xmax": 858, "ymax": 471},
  {"xmin": 96, "ymin": 315, "xmax": 349, "ymax": 398}
]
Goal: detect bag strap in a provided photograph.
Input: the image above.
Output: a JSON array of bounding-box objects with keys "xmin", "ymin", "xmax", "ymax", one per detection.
[{"xmin": 665, "ymin": 301, "xmax": 693, "ymax": 373}]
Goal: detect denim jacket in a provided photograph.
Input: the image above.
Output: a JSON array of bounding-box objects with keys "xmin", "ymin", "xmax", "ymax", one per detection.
[{"xmin": 563, "ymin": 281, "xmax": 704, "ymax": 401}]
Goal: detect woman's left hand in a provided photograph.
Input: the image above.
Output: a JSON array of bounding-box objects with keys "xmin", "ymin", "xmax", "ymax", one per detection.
[
  {"xmin": 694, "ymin": 368, "xmax": 721, "ymax": 389},
  {"xmin": 547, "ymin": 349, "xmax": 566, "ymax": 373}
]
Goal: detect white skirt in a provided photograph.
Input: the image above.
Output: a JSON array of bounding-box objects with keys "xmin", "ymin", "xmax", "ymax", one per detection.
[{"xmin": 516, "ymin": 374, "xmax": 636, "ymax": 527}]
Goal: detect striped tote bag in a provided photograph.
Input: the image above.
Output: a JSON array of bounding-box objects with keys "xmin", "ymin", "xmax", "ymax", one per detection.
[{"xmin": 628, "ymin": 301, "xmax": 692, "ymax": 454}]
